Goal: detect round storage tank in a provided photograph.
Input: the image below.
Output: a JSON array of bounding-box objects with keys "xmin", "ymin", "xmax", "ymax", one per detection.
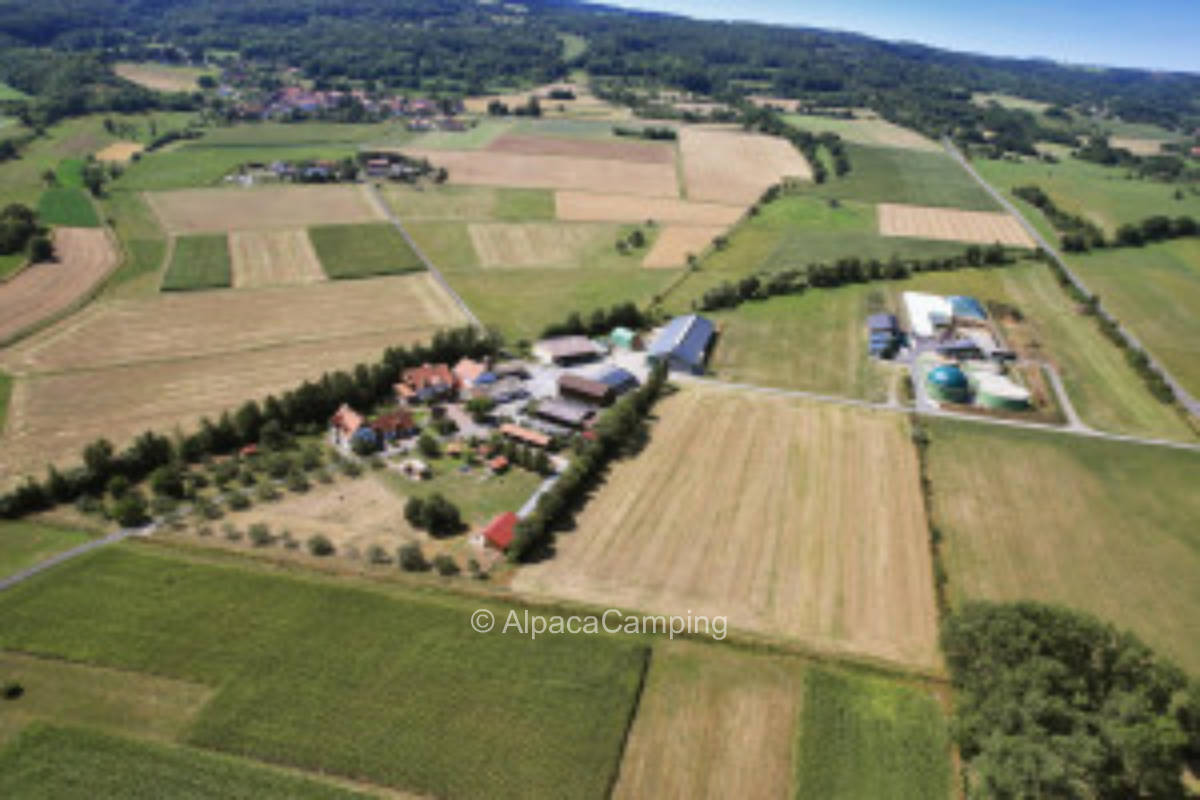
[{"xmin": 927, "ymin": 364, "xmax": 971, "ymax": 403}]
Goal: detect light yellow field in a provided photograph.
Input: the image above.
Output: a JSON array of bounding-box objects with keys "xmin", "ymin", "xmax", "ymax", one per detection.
[
  {"xmin": 0, "ymin": 273, "xmax": 466, "ymax": 484},
  {"xmin": 642, "ymin": 225, "xmax": 726, "ymax": 268},
  {"xmin": 229, "ymin": 228, "xmax": 326, "ymax": 288},
  {"xmin": 464, "ymin": 82, "xmax": 631, "ymax": 120},
  {"xmin": 467, "ymin": 222, "xmax": 615, "ymax": 268},
  {"xmin": 679, "ymin": 127, "xmax": 812, "ymax": 204},
  {"xmin": 146, "ymin": 186, "xmax": 383, "ymax": 233},
  {"xmin": 1110, "ymin": 137, "xmax": 1165, "ymax": 156},
  {"xmin": 94, "ymin": 141, "xmax": 144, "ymax": 163},
  {"xmin": 401, "ymin": 149, "xmax": 679, "ymax": 198},
  {"xmin": 878, "ymin": 203, "xmax": 1036, "ymax": 247},
  {"xmin": 114, "ymin": 62, "xmax": 214, "ymax": 93},
  {"xmin": 512, "ymin": 386, "xmax": 940, "ymax": 670},
  {"xmin": 614, "ymin": 641, "xmax": 802, "ymax": 800},
  {"xmin": 555, "ymin": 191, "xmax": 743, "ymax": 226}
]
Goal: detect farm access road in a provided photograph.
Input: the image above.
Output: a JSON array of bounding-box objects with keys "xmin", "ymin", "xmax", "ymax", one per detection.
[
  {"xmin": 942, "ymin": 139, "xmax": 1200, "ymax": 418},
  {"xmin": 0, "ymin": 526, "xmax": 151, "ymax": 592}
]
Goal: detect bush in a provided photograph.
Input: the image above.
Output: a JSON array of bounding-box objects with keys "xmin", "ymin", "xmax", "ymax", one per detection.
[
  {"xmin": 255, "ymin": 481, "xmax": 280, "ymax": 502},
  {"xmin": 405, "ymin": 493, "xmax": 462, "ymax": 536},
  {"xmin": 110, "ymin": 491, "xmax": 148, "ymax": 528},
  {"xmin": 2, "ymin": 681, "xmax": 23, "ymax": 700},
  {"xmin": 222, "ymin": 523, "xmax": 242, "ymax": 541},
  {"xmin": 397, "ymin": 542, "xmax": 428, "ymax": 572},
  {"xmin": 226, "ymin": 490, "xmax": 251, "ymax": 511},
  {"xmin": 432, "ymin": 554, "xmax": 460, "ymax": 576},
  {"xmin": 417, "ymin": 432, "xmax": 440, "ymax": 458},
  {"xmin": 366, "ymin": 544, "xmax": 390, "ymax": 564},
  {"xmin": 340, "ymin": 459, "xmax": 363, "ymax": 478},
  {"xmin": 307, "ymin": 534, "xmax": 335, "ymax": 556},
  {"xmin": 248, "ymin": 523, "xmax": 272, "ymax": 547},
  {"xmin": 285, "ymin": 469, "xmax": 310, "ymax": 493}
]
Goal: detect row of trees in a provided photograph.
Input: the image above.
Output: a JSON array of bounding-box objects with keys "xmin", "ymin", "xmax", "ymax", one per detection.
[
  {"xmin": 1016, "ymin": 185, "xmax": 1198, "ymax": 252},
  {"xmin": 0, "ymin": 326, "xmax": 501, "ymax": 520},
  {"xmin": 0, "ymin": 204, "xmax": 51, "ymax": 262},
  {"xmin": 943, "ymin": 601, "xmax": 1199, "ymax": 799},
  {"xmin": 508, "ymin": 364, "xmax": 669, "ymax": 562},
  {"xmin": 539, "ymin": 301, "xmax": 652, "ymax": 340},
  {"xmin": 611, "ymin": 124, "xmax": 677, "ymax": 141},
  {"xmin": 740, "ymin": 104, "xmax": 850, "ymax": 183}
]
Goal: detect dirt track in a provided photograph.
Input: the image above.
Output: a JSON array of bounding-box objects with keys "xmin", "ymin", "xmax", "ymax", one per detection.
[{"xmin": 0, "ymin": 228, "xmax": 117, "ymax": 345}]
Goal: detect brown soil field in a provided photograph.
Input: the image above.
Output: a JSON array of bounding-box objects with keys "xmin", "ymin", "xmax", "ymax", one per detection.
[
  {"xmin": 486, "ymin": 133, "xmax": 674, "ymax": 164},
  {"xmin": 511, "ymin": 386, "xmax": 940, "ymax": 670},
  {"xmin": 0, "ymin": 228, "xmax": 118, "ymax": 346},
  {"xmin": 229, "ymin": 228, "xmax": 327, "ymax": 288},
  {"xmin": 0, "ymin": 273, "xmax": 462, "ymax": 375},
  {"xmin": 401, "ymin": 149, "xmax": 679, "ymax": 198},
  {"xmin": 94, "ymin": 141, "xmax": 145, "ymax": 162},
  {"xmin": 467, "ymin": 222, "xmax": 615, "ymax": 268},
  {"xmin": 614, "ymin": 641, "xmax": 802, "ymax": 800},
  {"xmin": 642, "ymin": 225, "xmax": 727, "ymax": 268},
  {"xmin": 555, "ymin": 191, "xmax": 743, "ymax": 226},
  {"xmin": 145, "ymin": 185, "xmax": 383, "ymax": 234},
  {"xmin": 679, "ymin": 127, "xmax": 812, "ymax": 204},
  {"xmin": 878, "ymin": 203, "xmax": 1036, "ymax": 247}
]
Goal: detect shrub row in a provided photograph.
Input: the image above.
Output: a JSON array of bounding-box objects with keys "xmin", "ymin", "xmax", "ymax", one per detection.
[
  {"xmin": 740, "ymin": 104, "xmax": 850, "ymax": 182},
  {"xmin": 1015, "ymin": 184, "xmax": 1198, "ymax": 252},
  {"xmin": 538, "ymin": 300, "xmax": 652, "ymax": 340},
  {"xmin": 611, "ymin": 124, "xmax": 677, "ymax": 141}
]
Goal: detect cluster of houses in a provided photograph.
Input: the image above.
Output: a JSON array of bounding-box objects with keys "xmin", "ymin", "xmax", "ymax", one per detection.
[{"xmin": 227, "ymin": 84, "xmax": 466, "ymax": 123}]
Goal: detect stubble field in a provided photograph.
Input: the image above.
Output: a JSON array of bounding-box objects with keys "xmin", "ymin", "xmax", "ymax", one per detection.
[
  {"xmin": 642, "ymin": 225, "xmax": 726, "ymax": 268},
  {"xmin": 229, "ymin": 229, "xmax": 327, "ymax": 288},
  {"xmin": 513, "ymin": 386, "xmax": 940, "ymax": 670},
  {"xmin": 679, "ymin": 127, "xmax": 812, "ymax": 204},
  {"xmin": 146, "ymin": 186, "xmax": 383, "ymax": 233},
  {"xmin": 486, "ymin": 133, "xmax": 673, "ymax": 164},
  {"xmin": 555, "ymin": 190, "xmax": 743, "ymax": 226},
  {"xmin": 94, "ymin": 141, "xmax": 145, "ymax": 163},
  {"xmin": 878, "ymin": 203, "xmax": 1035, "ymax": 247},
  {"xmin": 468, "ymin": 222, "xmax": 619, "ymax": 268}
]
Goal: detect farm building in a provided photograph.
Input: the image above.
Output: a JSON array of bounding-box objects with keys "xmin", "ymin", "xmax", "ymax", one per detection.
[
  {"xmin": 926, "ymin": 364, "xmax": 971, "ymax": 403},
  {"xmin": 867, "ymin": 313, "xmax": 901, "ymax": 356},
  {"xmin": 488, "ymin": 456, "xmax": 510, "ymax": 474},
  {"xmin": 949, "ymin": 295, "xmax": 988, "ymax": 322},
  {"xmin": 475, "ymin": 511, "xmax": 519, "ymax": 551},
  {"xmin": 935, "ymin": 338, "xmax": 984, "ymax": 360},
  {"xmin": 595, "ymin": 366, "xmax": 640, "ymax": 396},
  {"xmin": 500, "ymin": 423, "xmax": 551, "ymax": 449},
  {"xmin": 532, "ymin": 336, "xmax": 604, "ymax": 366},
  {"xmin": 330, "ymin": 403, "xmax": 365, "ymax": 443},
  {"xmin": 971, "ymin": 371, "xmax": 1032, "ymax": 411},
  {"xmin": 559, "ymin": 374, "xmax": 615, "ymax": 406},
  {"xmin": 397, "ymin": 363, "xmax": 456, "ymax": 403},
  {"xmin": 485, "ymin": 376, "xmax": 528, "ymax": 403},
  {"xmin": 534, "ymin": 398, "xmax": 594, "ymax": 429},
  {"xmin": 453, "ymin": 357, "xmax": 489, "ymax": 390},
  {"xmin": 610, "ymin": 327, "xmax": 639, "ymax": 350},
  {"xmin": 647, "ymin": 314, "xmax": 715, "ymax": 374},
  {"xmin": 370, "ymin": 410, "xmax": 416, "ymax": 441},
  {"xmin": 903, "ymin": 292, "xmax": 953, "ymax": 338},
  {"xmin": 492, "ymin": 360, "xmax": 529, "ymax": 379}
]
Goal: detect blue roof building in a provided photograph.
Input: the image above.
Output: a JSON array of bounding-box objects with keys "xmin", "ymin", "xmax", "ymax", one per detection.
[
  {"xmin": 949, "ymin": 296, "xmax": 988, "ymax": 321},
  {"xmin": 647, "ymin": 315, "xmax": 715, "ymax": 374},
  {"xmin": 596, "ymin": 367, "xmax": 640, "ymax": 395},
  {"xmin": 866, "ymin": 313, "xmax": 898, "ymax": 333}
]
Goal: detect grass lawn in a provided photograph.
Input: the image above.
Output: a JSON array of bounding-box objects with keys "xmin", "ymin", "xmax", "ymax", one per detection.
[
  {"xmin": 789, "ymin": 143, "xmax": 999, "ymax": 211},
  {"xmin": 0, "ymin": 546, "xmax": 649, "ymax": 798},
  {"xmin": 927, "ymin": 418, "xmax": 1200, "ymax": 674},
  {"xmin": 161, "ymin": 234, "xmax": 231, "ymax": 291},
  {"xmin": 377, "ymin": 459, "xmax": 543, "ymax": 527},
  {"xmin": 794, "ymin": 667, "xmax": 951, "ymax": 800},
  {"xmin": 973, "ymin": 153, "xmax": 1200, "ymax": 236},
  {"xmin": 36, "ymin": 188, "xmax": 101, "ymax": 227},
  {"xmin": 0, "ymin": 725, "xmax": 368, "ymax": 799},
  {"xmin": 1068, "ymin": 238, "xmax": 1200, "ymax": 399},
  {"xmin": 308, "ymin": 223, "xmax": 425, "ymax": 279},
  {"xmin": 0, "ymin": 252, "xmax": 26, "ymax": 280},
  {"xmin": 0, "ymin": 521, "xmax": 92, "ymax": 579},
  {"xmin": 512, "ymin": 118, "xmax": 627, "ymax": 140}
]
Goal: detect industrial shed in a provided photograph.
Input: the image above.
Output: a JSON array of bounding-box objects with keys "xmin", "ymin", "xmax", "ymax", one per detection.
[{"xmin": 647, "ymin": 314, "xmax": 715, "ymax": 374}]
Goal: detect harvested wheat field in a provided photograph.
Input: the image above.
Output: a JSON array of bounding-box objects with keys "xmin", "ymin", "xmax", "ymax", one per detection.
[
  {"xmin": 229, "ymin": 228, "xmax": 326, "ymax": 288},
  {"xmin": 468, "ymin": 222, "xmax": 614, "ymax": 268},
  {"xmin": 1110, "ymin": 137, "xmax": 1164, "ymax": 156},
  {"xmin": 1, "ymin": 273, "xmax": 464, "ymax": 374},
  {"xmin": 679, "ymin": 127, "xmax": 812, "ymax": 204},
  {"xmin": 486, "ymin": 134, "xmax": 673, "ymax": 164},
  {"xmin": 114, "ymin": 62, "xmax": 212, "ymax": 93},
  {"xmin": 555, "ymin": 191, "xmax": 743, "ymax": 226},
  {"xmin": 401, "ymin": 149, "xmax": 679, "ymax": 198},
  {"xmin": 95, "ymin": 141, "xmax": 145, "ymax": 162},
  {"xmin": 614, "ymin": 641, "xmax": 802, "ymax": 800},
  {"xmin": 464, "ymin": 82, "xmax": 630, "ymax": 120},
  {"xmin": 642, "ymin": 226, "xmax": 727, "ymax": 268},
  {"xmin": 512, "ymin": 386, "xmax": 940, "ymax": 670},
  {"xmin": 878, "ymin": 203, "xmax": 1036, "ymax": 247},
  {"xmin": 0, "ymin": 228, "xmax": 118, "ymax": 346},
  {"xmin": 146, "ymin": 185, "xmax": 383, "ymax": 233}
]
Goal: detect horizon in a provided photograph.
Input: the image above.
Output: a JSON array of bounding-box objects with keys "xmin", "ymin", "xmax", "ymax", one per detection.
[{"xmin": 596, "ymin": 0, "xmax": 1200, "ymax": 74}]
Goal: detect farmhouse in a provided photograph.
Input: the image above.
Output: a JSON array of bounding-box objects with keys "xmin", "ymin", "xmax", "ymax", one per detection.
[
  {"xmin": 488, "ymin": 455, "xmax": 510, "ymax": 474},
  {"xmin": 397, "ymin": 363, "xmax": 457, "ymax": 403},
  {"xmin": 330, "ymin": 403, "xmax": 365, "ymax": 442},
  {"xmin": 867, "ymin": 313, "xmax": 900, "ymax": 356},
  {"xmin": 370, "ymin": 410, "xmax": 416, "ymax": 441},
  {"xmin": 532, "ymin": 335, "xmax": 604, "ymax": 366},
  {"xmin": 475, "ymin": 511, "xmax": 519, "ymax": 551},
  {"xmin": 647, "ymin": 314, "xmax": 715, "ymax": 374},
  {"xmin": 534, "ymin": 398, "xmax": 595, "ymax": 429},
  {"xmin": 500, "ymin": 423, "xmax": 551, "ymax": 449},
  {"xmin": 558, "ymin": 373, "xmax": 615, "ymax": 406},
  {"xmin": 453, "ymin": 357, "xmax": 490, "ymax": 390}
]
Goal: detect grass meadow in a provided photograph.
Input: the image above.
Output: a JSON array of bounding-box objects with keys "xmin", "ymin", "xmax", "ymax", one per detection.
[
  {"xmin": 161, "ymin": 234, "xmax": 231, "ymax": 291},
  {"xmin": 0, "ymin": 521, "xmax": 92, "ymax": 579},
  {"xmin": 309, "ymin": 222, "xmax": 425, "ymax": 279},
  {"xmin": 794, "ymin": 668, "xmax": 952, "ymax": 800},
  {"xmin": 36, "ymin": 188, "xmax": 101, "ymax": 227},
  {"xmin": 0, "ymin": 725, "xmax": 368, "ymax": 800},
  {"xmin": 0, "ymin": 546, "xmax": 648, "ymax": 798},
  {"xmin": 927, "ymin": 419, "xmax": 1200, "ymax": 674},
  {"xmin": 0, "ymin": 252, "xmax": 25, "ymax": 280},
  {"xmin": 382, "ymin": 184, "xmax": 555, "ymax": 222},
  {"xmin": 97, "ymin": 189, "xmax": 169, "ymax": 298},
  {"xmin": 0, "ymin": 81, "xmax": 30, "ymax": 101}
]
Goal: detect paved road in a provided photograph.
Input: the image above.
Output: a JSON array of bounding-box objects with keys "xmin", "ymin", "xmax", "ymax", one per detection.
[
  {"xmin": 0, "ymin": 527, "xmax": 144, "ymax": 592},
  {"xmin": 365, "ymin": 182, "xmax": 482, "ymax": 329},
  {"xmin": 942, "ymin": 139, "xmax": 1200, "ymax": 418}
]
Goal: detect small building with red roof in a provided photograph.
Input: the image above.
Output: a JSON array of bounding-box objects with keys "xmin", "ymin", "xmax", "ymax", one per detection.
[
  {"xmin": 330, "ymin": 403, "xmax": 365, "ymax": 442},
  {"xmin": 396, "ymin": 363, "xmax": 457, "ymax": 404},
  {"xmin": 476, "ymin": 511, "xmax": 518, "ymax": 551}
]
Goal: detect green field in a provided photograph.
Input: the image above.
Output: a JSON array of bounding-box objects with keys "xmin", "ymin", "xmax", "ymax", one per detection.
[
  {"xmin": 36, "ymin": 188, "xmax": 101, "ymax": 227},
  {"xmin": 926, "ymin": 419, "xmax": 1200, "ymax": 674},
  {"xmin": 0, "ymin": 252, "xmax": 25, "ymax": 280},
  {"xmin": 794, "ymin": 668, "xmax": 951, "ymax": 800},
  {"xmin": 161, "ymin": 234, "xmax": 231, "ymax": 291},
  {"xmin": 54, "ymin": 158, "xmax": 87, "ymax": 188},
  {"xmin": 200, "ymin": 122, "xmax": 397, "ymax": 148},
  {"xmin": 0, "ymin": 546, "xmax": 648, "ymax": 798},
  {"xmin": 116, "ymin": 144, "xmax": 355, "ymax": 191},
  {"xmin": 973, "ymin": 154, "xmax": 1200, "ymax": 236},
  {"xmin": 98, "ymin": 189, "xmax": 169, "ymax": 297},
  {"xmin": 405, "ymin": 118, "xmax": 513, "ymax": 150},
  {"xmin": 0, "ymin": 81, "xmax": 30, "ymax": 101},
  {"xmin": 1068, "ymin": 238, "xmax": 1200, "ymax": 399},
  {"xmin": 559, "ymin": 33, "xmax": 588, "ymax": 61},
  {"xmin": 0, "ymin": 521, "xmax": 92, "ymax": 579},
  {"xmin": 308, "ymin": 222, "xmax": 425, "ymax": 279},
  {"xmin": 781, "ymin": 113, "xmax": 940, "ymax": 152},
  {"xmin": 512, "ymin": 118, "xmax": 631, "ymax": 139},
  {"xmin": 383, "ymin": 184, "xmax": 555, "ymax": 222},
  {"xmin": 0, "ymin": 725, "xmax": 368, "ymax": 800},
  {"xmin": 789, "ymin": 143, "xmax": 999, "ymax": 211}
]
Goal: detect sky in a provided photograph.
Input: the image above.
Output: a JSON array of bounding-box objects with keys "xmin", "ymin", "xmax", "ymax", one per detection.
[{"xmin": 597, "ymin": 1, "xmax": 1200, "ymax": 73}]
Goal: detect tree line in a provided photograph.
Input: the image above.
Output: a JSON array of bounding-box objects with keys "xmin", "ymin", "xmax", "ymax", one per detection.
[
  {"xmin": 1014, "ymin": 184, "xmax": 1198, "ymax": 252},
  {"xmin": 739, "ymin": 104, "xmax": 850, "ymax": 183},
  {"xmin": 0, "ymin": 204, "xmax": 53, "ymax": 263},
  {"xmin": 539, "ymin": 301, "xmax": 651, "ymax": 341}
]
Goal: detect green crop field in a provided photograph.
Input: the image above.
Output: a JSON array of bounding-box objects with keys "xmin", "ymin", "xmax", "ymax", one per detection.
[
  {"xmin": 98, "ymin": 189, "xmax": 169, "ymax": 298},
  {"xmin": 1068, "ymin": 238, "xmax": 1200, "ymax": 399},
  {"xmin": 512, "ymin": 118, "xmax": 631, "ymax": 140},
  {"xmin": 0, "ymin": 521, "xmax": 92, "ymax": 579},
  {"xmin": 309, "ymin": 223, "xmax": 425, "ymax": 279},
  {"xmin": 36, "ymin": 188, "xmax": 101, "ymax": 227},
  {"xmin": 973, "ymin": 154, "xmax": 1200, "ymax": 236},
  {"xmin": 790, "ymin": 143, "xmax": 999, "ymax": 211},
  {"xmin": 0, "ymin": 725, "xmax": 368, "ymax": 800},
  {"xmin": 794, "ymin": 668, "xmax": 951, "ymax": 800},
  {"xmin": 54, "ymin": 158, "xmax": 86, "ymax": 188},
  {"xmin": 0, "ymin": 546, "xmax": 648, "ymax": 798},
  {"xmin": 201, "ymin": 122, "xmax": 396, "ymax": 148},
  {"xmin": 161, "ymin": 234, "xmax": 231, "ymax": 291},
  {"xmin": 926, "ymin": 419, "xmax": 1200, "ymax": 674}
]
